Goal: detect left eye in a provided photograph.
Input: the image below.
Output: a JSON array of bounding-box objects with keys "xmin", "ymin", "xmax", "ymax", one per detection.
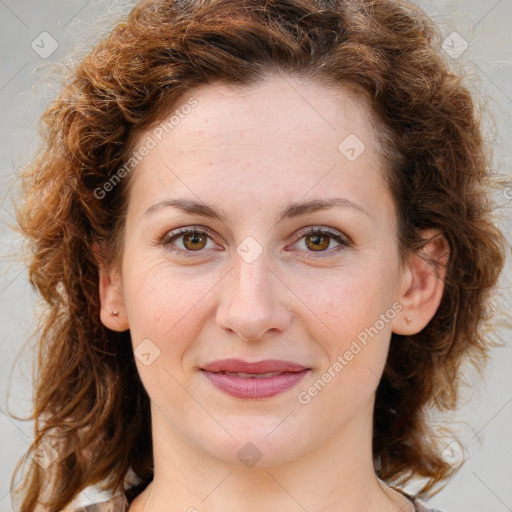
[{"xmin": 292, "ymin": 228, "xmax": 350, "ymax": 255}]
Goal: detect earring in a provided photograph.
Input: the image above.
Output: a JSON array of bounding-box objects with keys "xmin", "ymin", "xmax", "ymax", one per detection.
[
  {"xmin": 112, "ymin": 310, "xmax": 119, "ymax": 316},
  {"xmin": 405, "ymin": 316, "xmax": 412, "ymax": 324}
]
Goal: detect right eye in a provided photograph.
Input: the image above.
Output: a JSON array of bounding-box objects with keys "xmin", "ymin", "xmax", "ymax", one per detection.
[{"xmin": 160, "ymin": 227, "xmax": 219, "ymax": 257}]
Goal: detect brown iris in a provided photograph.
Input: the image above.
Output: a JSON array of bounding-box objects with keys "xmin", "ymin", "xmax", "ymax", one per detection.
[
  {"xmin": 305, "ymin": 233, "xmax": 330, "ymax": 251},
  {"xmin": 183, "ymin": 232, "xmax": 207, "ymax": 250}
]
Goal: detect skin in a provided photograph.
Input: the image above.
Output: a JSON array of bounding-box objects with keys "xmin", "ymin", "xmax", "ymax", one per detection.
[{"xmin": 98, "ymin": 74, "xmax": 447, "ymax": 512}]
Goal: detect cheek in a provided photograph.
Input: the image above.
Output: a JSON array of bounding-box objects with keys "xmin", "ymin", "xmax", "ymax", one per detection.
[
  {"xmin": 294, "ymin": 259, "xmax": 398, "ymax": 342},
  {"xmin": 291, "ymin": 256, "xmax": 399, "ymax": 405},
  {"xmin": 122, "ymin": 263, "xmax": 218, "ymax": 410},
  {"xmin": 122, "ymin": 259, "xmax": 220, "ymax": 361},
  {"xmin": 294, "ymin": 274, "xmax": 395, "ymax": 417}
]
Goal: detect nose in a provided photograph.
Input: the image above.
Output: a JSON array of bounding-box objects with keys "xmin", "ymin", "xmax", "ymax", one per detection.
[{"xmin": 215, "ymin": 254, "xmax": 292, "ymax": 342}]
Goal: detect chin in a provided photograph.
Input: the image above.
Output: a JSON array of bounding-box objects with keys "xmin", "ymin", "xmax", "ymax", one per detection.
[{"xmin": 192, "ymin": 416, "xmax": 312, "ymax": 469}]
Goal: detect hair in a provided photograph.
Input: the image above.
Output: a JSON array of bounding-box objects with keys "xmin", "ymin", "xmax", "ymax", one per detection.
[{"xmin": 10, "ymin": 0, "xmax": 508, "ymax": 510}]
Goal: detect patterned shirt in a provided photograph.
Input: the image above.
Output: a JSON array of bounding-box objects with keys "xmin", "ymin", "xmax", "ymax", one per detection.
[{"xmin": 71, "ymin": 489, "xmax": 444, "ymax": 512}]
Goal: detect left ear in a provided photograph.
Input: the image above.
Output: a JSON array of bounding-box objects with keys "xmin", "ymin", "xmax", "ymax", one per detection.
[{"xmin": 391, "ymin": 229, "xmax": 449, "ymax": 335}]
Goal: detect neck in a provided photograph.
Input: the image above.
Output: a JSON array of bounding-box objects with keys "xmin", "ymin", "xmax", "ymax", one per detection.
[{"xmin": 129, "ymin": 405, "xmax": 414, "ymax": 512}]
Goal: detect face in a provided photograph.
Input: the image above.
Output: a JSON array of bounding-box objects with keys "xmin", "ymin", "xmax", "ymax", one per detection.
[{"xmin": 99, "ymin": 74, "xmax": 431, "ymax": 469}]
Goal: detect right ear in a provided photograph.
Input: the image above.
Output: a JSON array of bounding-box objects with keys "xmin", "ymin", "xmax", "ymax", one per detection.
[{"xmin": 93, "ymin": 242, "xmax": 129, "ymax": 332}]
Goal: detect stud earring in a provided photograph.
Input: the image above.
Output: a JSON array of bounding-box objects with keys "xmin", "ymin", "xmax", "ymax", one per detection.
[
  {"xmin": 112, "ymin": 310, "xmax": 119, "ymax": 316},
  {"xmin": 405, "ymin": 316, "xmax": 412, "ymax": 324}
]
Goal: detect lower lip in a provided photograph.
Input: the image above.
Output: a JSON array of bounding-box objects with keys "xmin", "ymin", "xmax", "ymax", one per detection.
[{"xmin": 201, "ymin": 369, "xmax": 309, "ymax": 399}]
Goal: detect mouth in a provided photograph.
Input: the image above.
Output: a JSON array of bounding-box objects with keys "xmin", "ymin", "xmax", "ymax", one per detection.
[
  {"xmin": 200, "ymin": 358, "xmax": 308, "ymax": 374},
  {"xmin": 213, "ymin": 371, "xmax": 291, "ymax": 379},
  {"xmin": 200, "ymin": 359, "xmax": 310, "ymax": 399}
]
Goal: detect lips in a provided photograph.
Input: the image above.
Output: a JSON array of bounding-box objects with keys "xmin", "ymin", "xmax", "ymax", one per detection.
[
  {"xmin": 200, "ymin": 358, "xmax": 308, "ymax": 374},
  {"xmin": 200, "ymin": 359, "xmax": 310, "ymax": 399}
]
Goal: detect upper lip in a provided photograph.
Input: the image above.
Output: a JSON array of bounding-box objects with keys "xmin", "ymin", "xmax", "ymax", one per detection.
[{"xmin": 201, "ymin": 359, "xmax": 308, "ymax": 374}]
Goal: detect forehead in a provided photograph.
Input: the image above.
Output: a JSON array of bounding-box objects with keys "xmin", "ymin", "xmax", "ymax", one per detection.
[
  {"xmin": 163, "ymin": 75, "xmax": 381, "ymax": 152},
  {"xmin": 125, "ymin": 74, "xmax": 392, "ymax": 222}
]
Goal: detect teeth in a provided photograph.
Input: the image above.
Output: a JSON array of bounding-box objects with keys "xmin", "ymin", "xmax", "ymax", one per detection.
[{"xmin": 223, "ymin": 371, "xmax": 284, "ymax": 378}]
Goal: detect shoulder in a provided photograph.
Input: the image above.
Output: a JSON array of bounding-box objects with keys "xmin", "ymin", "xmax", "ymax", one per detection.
[
  {"xmin": 392, "ymin": 486, "xmax": 445, "ymax": 512},
  {"xmin": 69, "ymin": 496, "xmax": 445, "ymax": 512},
  {"xmin": 65, "ymin": 490, "xmax": 444, "ymax": 512},
  {"xmin": 61, "ymin": 473, "xmax": 147, "ymax": 512},
  {"xmin": 66, "ymin": 495, "xmax": 128, "ymax": 512},
  {"xmin": 413, "ymin": 498, "xmax": 446, "ymax": 512}
]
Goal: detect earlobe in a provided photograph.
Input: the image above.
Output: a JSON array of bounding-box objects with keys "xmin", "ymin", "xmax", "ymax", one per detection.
[
  {"xmin": 94, "ymin": 243, "xmax": 129, "ymax": 332},
  {"xmin": 392, "ymin": 230, "xmax": 449, "ymax": 335}
]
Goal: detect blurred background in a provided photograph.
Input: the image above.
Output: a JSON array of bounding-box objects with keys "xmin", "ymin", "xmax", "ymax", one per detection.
[{"xmin": 0, "ymin": 1, "xmax": 511, "ymax": 511}]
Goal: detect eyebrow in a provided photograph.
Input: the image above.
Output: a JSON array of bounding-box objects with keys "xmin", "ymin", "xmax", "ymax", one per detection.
[{"xmin": 143, "ymin": 197, "xmax": 370, "ymax": 223}]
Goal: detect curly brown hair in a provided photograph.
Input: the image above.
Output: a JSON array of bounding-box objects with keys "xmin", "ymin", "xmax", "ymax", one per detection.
[{"xmin": 10, "ymin": 0, "xmax": 507, "ymax": 510}]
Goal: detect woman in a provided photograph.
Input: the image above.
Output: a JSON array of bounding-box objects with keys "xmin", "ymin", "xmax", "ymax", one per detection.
[{"xmin": 10, "ymin": 0, "xmax": 507, "ymax": 511}]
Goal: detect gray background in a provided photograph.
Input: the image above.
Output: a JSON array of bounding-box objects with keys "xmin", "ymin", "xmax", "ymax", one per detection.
[{"xmin": 0, "ymin": 1, "xmax": 511, "ymax": 511}]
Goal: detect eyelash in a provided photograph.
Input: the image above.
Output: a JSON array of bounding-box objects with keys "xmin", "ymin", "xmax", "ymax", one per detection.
[{"xmin": 159, "ymin": 226, "xmax": 351, "ymax": 259}]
